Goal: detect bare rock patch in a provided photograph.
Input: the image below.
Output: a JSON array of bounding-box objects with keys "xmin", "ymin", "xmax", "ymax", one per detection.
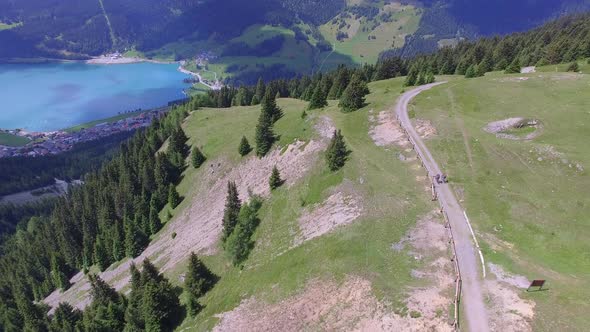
[{"xmin": 484, "ymin": 117, "xmax": 542, "ymax": 140}]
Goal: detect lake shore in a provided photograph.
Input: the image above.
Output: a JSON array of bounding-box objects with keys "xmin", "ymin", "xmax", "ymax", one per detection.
[{"xmin": 86, "ymin": 55, "xmax": 176, "ymax": 65}]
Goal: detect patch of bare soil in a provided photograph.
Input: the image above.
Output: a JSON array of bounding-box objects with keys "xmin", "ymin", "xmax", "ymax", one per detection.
[
  {"xmin": 415, "ymin": 119, "xmax": 437, "ymax": 139},
  {"xmin": 215, "ymin": 211, "xmax": 454, "ymax": 332},
  {"xmin": 484, "ymin": 118, "xmax": 542, "ymax": 140},
  {"xmin": 213, "ymin": 276, "xmax": 452, "ymax": 332},
  {"xmin": 369, "ymin": 110, "xmax": 410, "ymax": 147},
  {"xmin": 294, "ymin": 185, "xmax": 363, "ymax": 246},
  {"xmin": 44, "ymin": 118, "xmax": 336, "ymax": 312},
  {"xmin": 485, "ymin": 263, "xmax": 535, "ymax": 332},
  {"xmin": 314, "ymin": 115, "xmax": 336, "ymax": 139}
]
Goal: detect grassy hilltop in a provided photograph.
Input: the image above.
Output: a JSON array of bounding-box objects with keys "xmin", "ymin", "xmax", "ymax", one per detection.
[
  {"xmin": 33, "ymin": 61, "xmax": 590, "ymax": 331},
  {"xmin": 412, "ymin": 62, "xmax": 590, "ymax": 331}
]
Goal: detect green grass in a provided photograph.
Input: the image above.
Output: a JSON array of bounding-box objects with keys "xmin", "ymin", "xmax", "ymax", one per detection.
[
  {"xmin": 319, "ymin": 3, "xmax": 421, "ymax": 64},
  {"xmin": 231, "ymin": 24, "xmax": 294, "ymax": 46},
  {"xmin": 536, "ymin": 59, "xmax": 590, "ymax": 74},
  {"xmin": 63, "ymin": 110, "xmax": 147, "ymax": 133},
  {"xmin": 412, "ymin": 71, "xmax": 590, "ymax": 331},
  {"xmin": 0, "ymin": 132, "xmax": 30, "ymax": 146},
  {"xmin": 160, "ymin": 78, "xmax": 443, "ymax": 330}
]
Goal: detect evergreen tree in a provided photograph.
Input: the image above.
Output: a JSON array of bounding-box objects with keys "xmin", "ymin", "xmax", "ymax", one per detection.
[
  {"xmin": 124, "ymin": 216, "xmax": 148, "ymax": 258},
  {"xmin": 50, "ymin": 255, "xmax": 70, "ymax": 291},
  {"xmin": 225, "ymin": 199, "xmax": 262, "ymax": 265},
  {"xmin": 94, "ymin": 237, "xmax": 111, "ymax": 271},
  {"xmin": 261, "ymin": 89, "xmax": 283, "ymax": 123},
  {"xmin": 168, "ymin": 184, "xmax": 181, "ymax": 209},
  {"xmin": 51, "ymin": 302, "xmax": 82, "ymax": 332},
  {"xmin": 325, "ymin": 130, "xmax": 350, "ymax": 171},
  {"xmin": 254, "ymin": 106, "xmax": 275, "ymax": 157},
  {"xmin": 339, "ymin": 74, "xmax": 370, "ymax": 113},
  {"xmin": 83, "ymin": 274, "xmax": 126, "ymax": 332},
  {"xmin": 505, "ymin": 58, "xmax": 521, "ymax": 73},
  {"xmin": 269, "ymin": 166, "xmax": 283, "ymax": 190},
  {"xmin": 465, "ymin": 64, "xmax": 478, "ymax": 78},
  {"xmin": 138, "ymin": 259, "xmax": 181, "ymax": 331},
  {"xmin": 185, "ymin": 253, "xmax": 217, "ymax": 317},
  {"xmin": 308, "ymin": 83, "xmax": 328, "ymax": 110},
  {"xmin": 238, "ymin": 136, "xmax": 252, "ymax": 156},
  {"xmin": 191, "ymin": 147, "xmax": 206, "ymax": 169},
  {"xmin": 404, "ymin": 66, "xmax": 418, "ymax": 86},
  {"xmin": 124, "ymin": 264, "xmax": 144, "ymax": 331},
  {"xmin": 250, "ymin": 95, "xmax": 259, "ymax": 106},
  {"xmin": 221, "ymin": 181, "xmax": 241, "ymax": 242},
  {"xmin": 567, "ymin": 61, "xmax": 580, "ymax": 72},
  {"xmin": 425, "ymin": 71, "xmax": 436, "ymax": 84},
  {"xmin": 416, "ymin": 72, "xmax": 426, "ymax": 85},
  {"xmin": 255, "ymin": 77, "xmax": 265, "ymax": 104},
  {"xmin": 148, "ymin": 197, "xmax": 162, "ymax": 235}
]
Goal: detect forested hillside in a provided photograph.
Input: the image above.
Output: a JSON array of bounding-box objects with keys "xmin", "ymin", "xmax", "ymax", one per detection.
[{"xmin": 2, "ymin": 0, "xmax": 589, "ymax": 63}]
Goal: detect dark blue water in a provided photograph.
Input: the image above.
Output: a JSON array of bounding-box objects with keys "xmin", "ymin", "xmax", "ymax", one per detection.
[{"xmin": 0, "ymin": 62, "xmax": 191, "ymax": 131}]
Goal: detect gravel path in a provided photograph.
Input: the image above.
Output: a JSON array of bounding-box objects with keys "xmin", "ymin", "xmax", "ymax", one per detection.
[{"xmin": 395, "ymin": 83, "xmax": 490, "ymax": 332}]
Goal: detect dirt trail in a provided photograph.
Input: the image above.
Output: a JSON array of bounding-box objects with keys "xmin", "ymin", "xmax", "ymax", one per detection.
[{"xmin": 395, "ymin": 83, "xmax": 490, "ymax": 332}]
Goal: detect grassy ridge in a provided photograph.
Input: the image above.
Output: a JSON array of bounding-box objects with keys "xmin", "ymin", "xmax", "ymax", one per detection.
[
  {"xmin": 412, "ymin": 69, "xmax": 590, "ymax": 331},
  {"xmin": 159, "ymin": 79, "xmax": 441, "ymax": 330}
]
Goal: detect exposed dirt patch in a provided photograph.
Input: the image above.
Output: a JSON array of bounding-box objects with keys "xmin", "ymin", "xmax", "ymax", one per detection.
[
  {"xmin": 294, "ymin": 185, "xmax": 363, "ymax": 246},
  {"xmin": 414, "ymin": 118, "xmax": 437, "ymax": 139},
  {"xmin": 484, "ymin": 262, "xmax": 535, "ymax": 332},
  {"xmin": 392, "ymin": 211, "xmax": 455, "ymax": 325},
  {"xmin": 484, "ymin": 117, "xmax": 542, "ymax": 140},
  {"xmin": 369, "ymin": 110, "xmax": 410, "ymax": 147},
  {"xmin": 213, "ymin": 276, "xmax": 452, "ymax": 332},
  {"xmin": 314, "ymin": 115, "xmax": 336, "ymax": 139},
  {"xmin": 44, "ymin": 118, "xmax": 336, "ymax": 312}
]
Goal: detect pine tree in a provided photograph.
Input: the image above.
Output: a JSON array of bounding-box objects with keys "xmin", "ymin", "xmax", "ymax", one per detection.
[
  {"xmin": 261, "ymin": 89, "xmax": 283, "ymax": 123},
  {"xmin": 148, "ymin": 197, "xmax": 162, "ymax": 235},
  {"xmin": 125, "ymin": 216, "xmax": 148, "ymax": 258},
  {"xmin": 404, "ymin": 66, "xmax": 418, "ymax": 86},
  {"xmin": 238, "ymin": 136, "xmax": 252, "ymax": 156},
  {"xmin": 505, "ymin": 58, "xmax": 521, "ymax": 73},
  {"xmin": 339, "ymin": 74, "xmax": 370, "ymax": 113},
  {"xmin": 191, "ymin": 146, "xmax": 206, "ymax": 168},
  {"xmin": 168, "ymin": 184, "xmax": 181, "ymax": 209},
  {"xmin": 94, "ymin": 237, "xmax": 111, "ymax": 271},
  {"xmin": 185, "ymin": 253, "xmax": 217, "ymax": 317},
  {"xmin": 269, "ymin": 166, "xmax": 283, "ymax": 190},
  {"xmin": 567, "ymin": 61, "xmax": 580, "ymax": 72},
  {"xmin": 308, "ymin": 83, "xmax": 328, "ymax": 110},
  {"xmin": 250, "ymin": 95, "xmax": 259, "ymax": 106},
  {"xmin": 139, "ymin": 259, "xmax": 181, "ymax": 331},
  {"xmin": 50, "ymin": 255, "xmax": 70, "ymax": 290},
  {"xmin": 51, "ymin": 302, "xmax": 82, "ymax": 332},
  {"xmin": 425, "ymin": 71, "xmax": 436, "ymax": 84},
  {"xmin": 254, "ymin": 105, "xmax": 275, "ymax": 157},
  {"xmin": 221, "ymin": 181, "xmax": 241, "ymax": 242},
  {"xmin": 255, "ymin": 77, "xmax": 265, "ymax": 103},
  {"xmin": 416, "ymin": 72, "xmax": 426, "ymax": 85},
  {"xmin": 465, "ymin": 64, "xmax": 478, "ymax": 78},
  {"xmin": 325, "ymin": 130, "xmax": 350, "ymax": 171}
]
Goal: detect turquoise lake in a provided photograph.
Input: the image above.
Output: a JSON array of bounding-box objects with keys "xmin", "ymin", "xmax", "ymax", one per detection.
[{"xmin": 0, "ymin": 62, "xmax": 190, "ymax": 131}]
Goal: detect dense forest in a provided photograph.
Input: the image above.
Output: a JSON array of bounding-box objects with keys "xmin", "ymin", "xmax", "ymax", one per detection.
[{"xmin": 0, "ymin": 131, "xmax": 134, "ymax": 196}]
